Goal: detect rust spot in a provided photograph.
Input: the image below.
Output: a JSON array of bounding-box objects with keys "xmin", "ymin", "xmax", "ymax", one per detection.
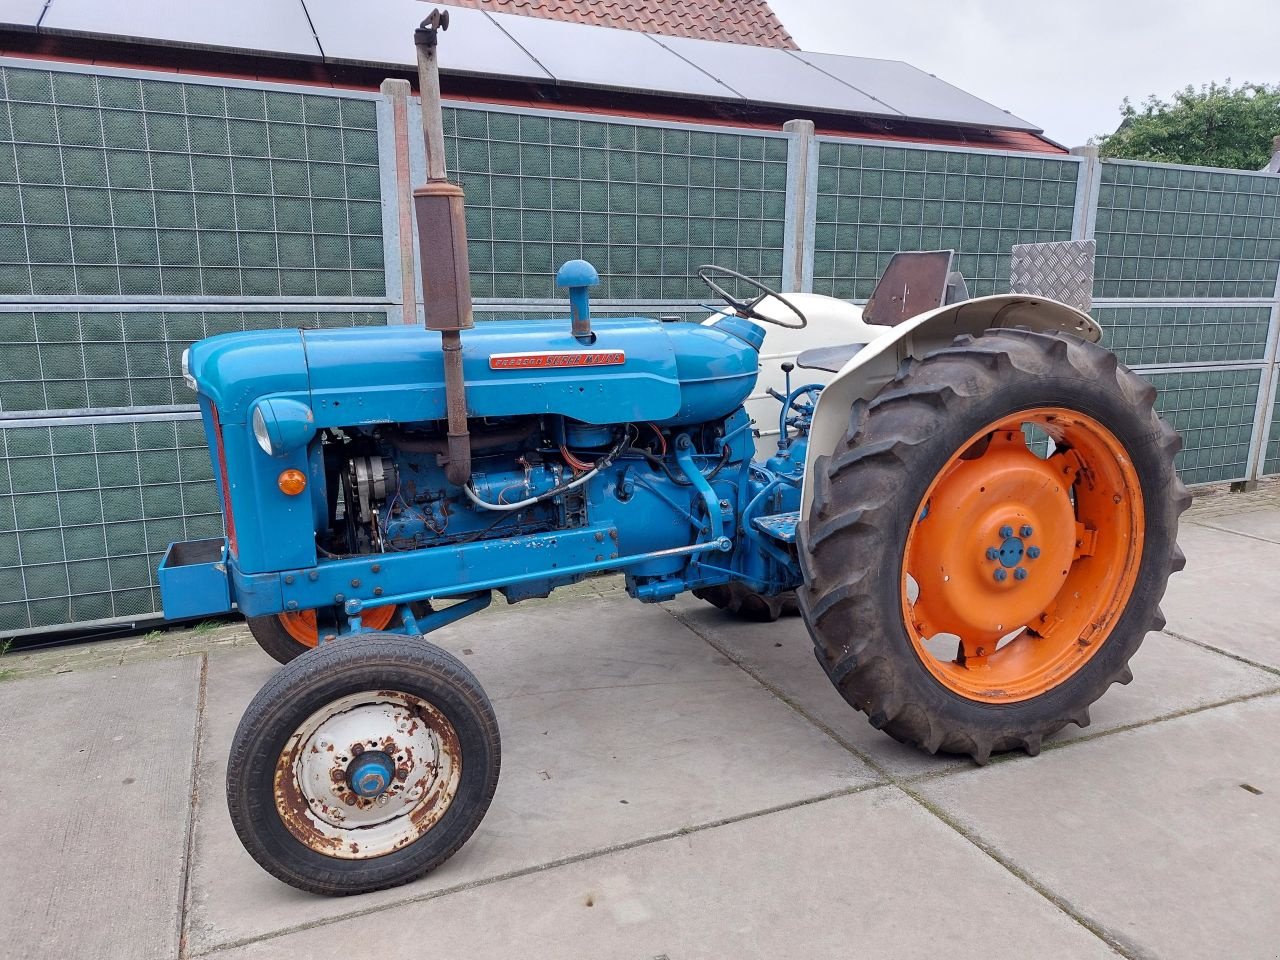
[
  {"xmin": 351, "ymin": 742, "xmax": 365, "ymax": 756},
  {"xmin": 349, "ymin": 842, "xmax": 360, "ymax": 854}
]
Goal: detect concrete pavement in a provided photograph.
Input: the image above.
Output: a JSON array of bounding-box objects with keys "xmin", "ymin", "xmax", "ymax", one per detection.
[{"xmin": 2, "ymin": 485, "xmax": 1279, "ymax": 960}]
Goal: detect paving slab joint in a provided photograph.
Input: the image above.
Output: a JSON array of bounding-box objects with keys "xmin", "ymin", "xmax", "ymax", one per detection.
[
  {"xmin": 178, "ymin": 653, "xmax": 210, "ymax": 960},
  {"xmin": 1160, "ymin": 629, "xmax": 1280, "ymax": 678},
  {"xmin": 898, "ymin": 782, "xmax": 1143, "ymax": 959}
]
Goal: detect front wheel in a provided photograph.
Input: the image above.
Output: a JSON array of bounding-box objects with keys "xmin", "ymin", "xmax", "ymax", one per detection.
[
  {"xmin": 226, "ymin": 634, "xmax": 500, "ymax": 895},
  {"xmin": 798, "ymin": 328, "xmax": 1189, "ymax": 763}
]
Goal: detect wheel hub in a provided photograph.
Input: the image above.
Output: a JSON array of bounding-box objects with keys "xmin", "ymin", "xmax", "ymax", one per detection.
[
  {"xmin": 274, "ymin": 691, "xmax": 462, "ymax": 859},
  {"xmin": 348, "ymin": 750, "xmax": 396, "ymax": 799}
]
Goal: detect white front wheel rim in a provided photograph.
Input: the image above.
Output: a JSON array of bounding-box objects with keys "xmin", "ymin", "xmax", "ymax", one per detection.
[{"xmin": 274, "ymin": 691, "xmax": 462, "ymax": 859}]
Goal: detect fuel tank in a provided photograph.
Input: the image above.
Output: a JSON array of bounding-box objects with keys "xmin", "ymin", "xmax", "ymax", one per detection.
[{"xmin": 188, "ymin": 315, "xmax": 763, "ymax": 428}]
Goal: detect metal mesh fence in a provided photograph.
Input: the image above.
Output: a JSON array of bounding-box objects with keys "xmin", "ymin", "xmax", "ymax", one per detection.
[
  {"xmin": 1094, "ymin": 161, "xmax": 1280, "ymax": 299},
  {"xmin": 813, "ymin": 141, "xmax": 1080, "ymax": 300},
  {"xmin": 444, "ymin": 107, "xmax": 789, "ymax": 301},
  {"xmin": 1095, "ymin": 304, "xmax": 1272, "ymax": 367},
  {"xmin": 1143, "ymin": 368, "xmax": 1262, "ymax": 485},
  {"xmin": 1266, "ymin": 370, "xmax": 1280, "ymax": 477},
  {"xmin": 0, "ymin": 309, "xmax": 388, "ymax": 413},
  {"xmin": 0, "ymin": 65, "xmax": 385, "ymax": 299},
  {"xmin": 0, "ymin": 416, "xmax": 220, "ymax": 632}
]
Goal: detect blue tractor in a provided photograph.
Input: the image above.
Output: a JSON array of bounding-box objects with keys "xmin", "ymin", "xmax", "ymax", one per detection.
[{"xmin": 158, "ymin": 12, "xmax": 1188, "ymax": 895}]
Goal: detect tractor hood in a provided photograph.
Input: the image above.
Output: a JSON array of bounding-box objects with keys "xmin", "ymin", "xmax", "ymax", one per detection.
[{"xmin": 186, "ymin": 316, "xmax": 763, "ymax": 429}]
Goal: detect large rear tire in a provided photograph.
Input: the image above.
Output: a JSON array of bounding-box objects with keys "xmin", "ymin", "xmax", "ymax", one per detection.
[
  {"xmin": 798, "ymin": 328, "xmax": 1189, "ymax": 763},
  {"xmin": 227, "ymin": 633, "xmax": 500, "ymax": 895}
]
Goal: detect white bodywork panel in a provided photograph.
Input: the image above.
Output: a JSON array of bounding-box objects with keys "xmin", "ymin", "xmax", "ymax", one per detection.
[{"xmin": 795, "ymin": 294, "xmax": 1101, "ymax": 517}]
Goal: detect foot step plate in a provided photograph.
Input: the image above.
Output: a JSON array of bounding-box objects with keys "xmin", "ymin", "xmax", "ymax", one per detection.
[{"xmin": 752, "ymin": 511, "xmax": 799, "ymax": 543}]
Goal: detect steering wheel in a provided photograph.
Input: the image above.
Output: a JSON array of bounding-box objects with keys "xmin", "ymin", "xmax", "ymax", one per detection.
[{"xmin": 697, "ymin": 264, "xmax": 806, "ymax": 329}]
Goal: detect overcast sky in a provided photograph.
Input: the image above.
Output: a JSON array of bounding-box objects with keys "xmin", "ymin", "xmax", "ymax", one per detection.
[{"xmin": 769, "ymin": 0, "xmax": 1280, "ymax": 147}]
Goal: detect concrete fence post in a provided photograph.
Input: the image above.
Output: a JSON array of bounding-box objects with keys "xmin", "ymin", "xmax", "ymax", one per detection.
[
  {"xmin": 1070, "ymin": 144, "xmax": 1102, "ymax": 241},
  {"xmin": 380, "ymin": 78, "xmax": 419, "ymax": 325},
  {"xmin": 1246, "ymin": 262, "xmax": 1280, "ymax": 483},
  {"xmin": 782, "ymin": 119, "xmax": 817, "ymax": 293}
]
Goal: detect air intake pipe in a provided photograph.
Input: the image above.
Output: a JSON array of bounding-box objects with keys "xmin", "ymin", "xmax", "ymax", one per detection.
[{"xmin": 414, "ymin": 10, "xmax": 473, "ymax": 487}]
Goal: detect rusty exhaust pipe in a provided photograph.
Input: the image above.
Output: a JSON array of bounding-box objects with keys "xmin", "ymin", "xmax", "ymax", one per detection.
[{"xmin": 414, "ymin": 9, "xmax": 473, "ymax": 487}]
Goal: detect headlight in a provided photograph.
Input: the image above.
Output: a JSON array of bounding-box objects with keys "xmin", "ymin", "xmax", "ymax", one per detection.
[
  {"xmin": 252, "ymin": 406, "xmax": 274, "ymax": 455},
  {"xmin": 250, "ymin": 398, "xmax": 316, "ymax": 457},
  {"xmin": 181, "ymin": 348, "xmax": 196, "ymax": 390}
]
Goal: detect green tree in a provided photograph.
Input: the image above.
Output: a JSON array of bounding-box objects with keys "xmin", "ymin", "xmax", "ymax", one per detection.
[{"xmin": 1095, "ymin": 80, "xmax": 1280, "ymax": 170}]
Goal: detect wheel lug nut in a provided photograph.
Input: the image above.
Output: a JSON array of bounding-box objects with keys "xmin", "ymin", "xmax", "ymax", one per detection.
[
  {"xmin": 985, "ymin": 547, "xmax": 999, "ymax": 560},
  {"xmin": 993, "ymin": 569, "xmax": 1008, "ymax": 582},
  {"xmin": 1014, "ymin": 567, "xmax": 1028, "ymax": 581},
  {"xmin": 1020, "ymin": 525, "xmax": 1033, "ymax": 537},
  {"xmin": 999, "ymin": 525, "xmax": 1013, "ymax": 538},
  {"xmin": 1027, "ymin": 546, "xmax": 1041, "ymax": 559}
]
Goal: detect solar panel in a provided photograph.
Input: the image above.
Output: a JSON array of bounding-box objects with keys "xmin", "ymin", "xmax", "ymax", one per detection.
[
  {"xmin": 39, "ymin": 0, "xmax": 323, "ymax": 59},
  {"xmin": 650, "ymin": 33, "xmax": 899, "ymax": 120},
  {"xmin": 0, "ymin": 0, "xmax": 46, "ymax": 31},
  {"xmin": 792, "ymin": 50, "xmax": 1039, "ymax": 132},
  {"xmin": 306, "ymin": 0, "xmax": 552, "ymax": 82},
  {"xmin": 488, "ymin": 9, "xmax": 741, "ymax": 103}
]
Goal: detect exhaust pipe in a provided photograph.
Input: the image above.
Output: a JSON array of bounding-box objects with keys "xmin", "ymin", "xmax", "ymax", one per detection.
[{"xmin": 414, "ymin": 9, "xmax": 473, "ymax": 487}]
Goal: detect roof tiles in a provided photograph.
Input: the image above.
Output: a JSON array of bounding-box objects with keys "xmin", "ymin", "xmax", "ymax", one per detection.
[{"xmin": 446, "ymin": 0, "xmax": 797, "ymax": 49}]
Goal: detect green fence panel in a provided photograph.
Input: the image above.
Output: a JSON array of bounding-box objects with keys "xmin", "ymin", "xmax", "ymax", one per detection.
[
  {"xmin": 444, "ymin": 108, "xmax": 788, "ymax": 301},
  {"xmin": 813, "ymin": 142, "xmax": 1080, "ymax": 300},
  {"xmin": 0, "ymin": 416, "xmax": 221, "ymax": 632},
  {"xmin": 0, "ymin": 308, "xmax": 388, "ymax": 413},
  {"xmin": 1144, "ymin": 368, "xmax": 1262, "ymax": 485},
  {"xmin": 0, "ymin": 309, "xmax": 386, "ymax": 632},
  {"xmin": 1094, "ymin": 161, "xmax": 1280, "ymax": 299},
  {"xmin": 0, "ymin": 65, "xmax": 386, "ymax": 299},
  {"xmin": 1094, "ymin": 304, "xmax": 1273, "ymax": 368}
]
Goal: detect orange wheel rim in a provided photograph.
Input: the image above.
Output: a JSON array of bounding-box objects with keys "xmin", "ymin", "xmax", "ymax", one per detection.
[
  {"xmin": 901, "ymin": 408, "xmax": 1144, "ymax": 703},
  {"xmin": 278, "ymin": 605, "xmax": 398, "ymax": 647}
]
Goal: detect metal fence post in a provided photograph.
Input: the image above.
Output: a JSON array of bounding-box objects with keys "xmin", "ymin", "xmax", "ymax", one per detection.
[
  {"xmin": 1069, "ymin": 145, "xmax": 1102, "ymax": 241},
  {"xmin": 379, "ymin": 79, "xmax": 419, "ymax": 325},
  {"xmin": 782, "ymin": 119, "xmax": 816, "ymax": 293},
  {"xmin": 1246, "ymin": 263, "xmax": 1280, "ymax": 481}
]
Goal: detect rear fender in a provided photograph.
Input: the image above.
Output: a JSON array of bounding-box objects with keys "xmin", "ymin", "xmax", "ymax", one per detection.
[{"xmin": 799, "ymin": 294, "xmax": 1101, "ymax": 518}]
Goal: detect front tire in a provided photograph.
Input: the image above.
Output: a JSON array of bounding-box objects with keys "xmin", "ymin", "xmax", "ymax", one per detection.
[
  {"xmin": 227, "ymin": 634, "xmax": 500, "ymax": 895},
  {"xmin": 798, "ymin": 329, "xmax": 1189, "ymax": 763}
]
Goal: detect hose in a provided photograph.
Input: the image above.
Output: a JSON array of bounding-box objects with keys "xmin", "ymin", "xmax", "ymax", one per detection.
[
  {"xmin": 638, "ymin": 446, "xmax": 732, "ymax": 486},
  {"xmin": 463, "ymin": 427, "xmax": 634, "ymax": 512}
]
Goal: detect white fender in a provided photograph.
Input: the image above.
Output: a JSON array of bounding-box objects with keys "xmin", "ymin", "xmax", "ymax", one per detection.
[{"xmin": 799, "ymin": 294, "xmax": 1102, "ymax": 518}]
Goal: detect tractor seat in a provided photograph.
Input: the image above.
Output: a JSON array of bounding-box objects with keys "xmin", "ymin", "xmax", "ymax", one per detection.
[{"xmin": 795, "ymin": 342, "xmax": 864, "ymax": 373}]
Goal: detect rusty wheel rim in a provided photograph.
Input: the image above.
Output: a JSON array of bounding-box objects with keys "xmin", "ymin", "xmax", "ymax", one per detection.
[
  {"xmin": 273, "ymin": 691, "xmax": 461, "ymax": 859},
  {"xmin": 278, "ymin": 606, "xmax": 398, "ymax": 647},
  {"xmin": 901, "ymin": 407, "xmax": 1145, "ymax": 704}
]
